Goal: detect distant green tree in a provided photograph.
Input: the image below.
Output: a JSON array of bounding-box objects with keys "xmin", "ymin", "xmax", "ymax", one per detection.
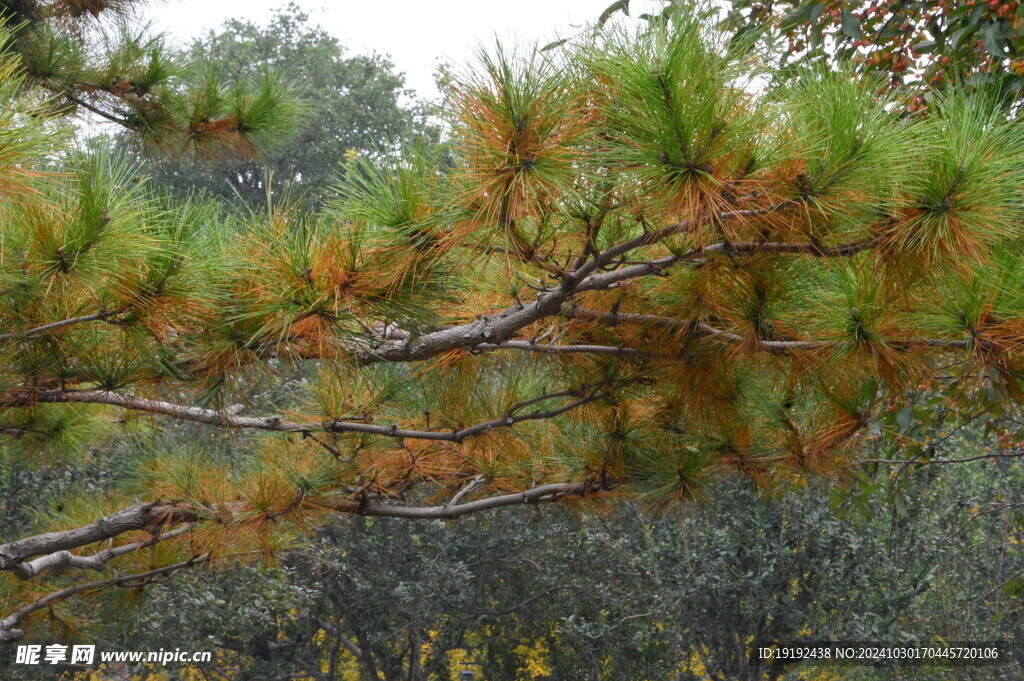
[
  {"xmin": 1, "ymin": 0, "xmax": 300, "ymax": 157},
  {"xmin": 128, "ymin": 3, "xmax": 431, "ymax": 207}
]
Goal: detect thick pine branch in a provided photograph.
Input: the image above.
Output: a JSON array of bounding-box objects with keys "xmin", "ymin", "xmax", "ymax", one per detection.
[
  {"xmin": 0, "ymin": 501, "xmax": 193, "ymax": 572},
  {"xmin": 0, "ymin": 479, "xmax": 613, "ymax": 644},
  {"xmin": 358, "ymin": 217, "xmax": 875, "ymax": 366},
  {"xmin": 0, "ymin": 554, "xmax": 211, "ymax": 644},
  {"xmin": 0, "ymin": 383, "xmax": 614, "ymax": 442},
  {"xmin": 0, "ymin": 480, "xmax": 612, "ymax": 580},
  {"xmin": 8, "ymin": 524, "xmax": 198, "ymax": 581}
]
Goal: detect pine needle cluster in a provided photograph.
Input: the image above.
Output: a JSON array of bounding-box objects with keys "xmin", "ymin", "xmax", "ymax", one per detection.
[{"xmin": 1, "ymin": 0, "xmax": 303, "ymax": 157}]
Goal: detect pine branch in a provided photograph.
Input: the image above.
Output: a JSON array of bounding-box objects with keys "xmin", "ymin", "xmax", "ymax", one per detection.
[
  {"xmin": 568, "ymin": 204, "xmax": 796, "ymax": 283},
  {"xmin": 0, "ymin": 477, "xmax": 614, "ymax": 644},
  {"xmin": 357, "ymin": 222, "xmax": 877, "ymax": 367},
  {"xmin": 43, "ymin": 83, "xmax": 136, "ymax": 129},
  {"xmin": 9, "ymin": 523, "xmax": 198, "ymax": 581},
  {"xmin": 0, "ymin": 478, "xmax": 614, "ymax": 581},
  {"xmin": 575, "ymin": 238, "xmax": 878, "ymax": 293},
  {"xmin": 0, "ymin": 427, "xmax": 39, "ymax": 437},
  {"xmin": 0, "ymin": 554, "xmax": 210, "ymax": 644},
  {"xmin": 860, "ymin": 447, "xmax": 1024, "ymax": 465},
  {"xmin": 563, "ymin": 307, "xmax": 975, "ymax": 353},
  {"xmin": 1, "ymin": 384, "xmax": 613, "ymax": 443},
  {"xmin": 332, "ymin": 478, "xmax": 611, "ymax": 519},
  {"xmin": 447, "ymin": 475, "xmax": 487, "ymax": 507},
  {"xmin": 476, "ymin": 340, "xmax": 660, "ymax": 358},
  {"xmin": 0, "ymin": 310, "xmax": 123, "ymax": 341},
  {"xmin": 0, "ymin": 501, "xmax": 193, "ymax": 573}
]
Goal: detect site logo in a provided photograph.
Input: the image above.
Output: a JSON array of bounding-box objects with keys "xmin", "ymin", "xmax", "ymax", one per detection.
[
  {"xmin": 12, "ymin": 644, "xmax": 210, "ymax": 666},
  {"xmin": 15, "ymin": 644, "xmax": 94, "ymax": 665}
]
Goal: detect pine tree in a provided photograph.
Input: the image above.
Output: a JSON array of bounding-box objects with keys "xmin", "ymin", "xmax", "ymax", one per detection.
[
  {"xmin": 117, "ymin": 3, "xmax": 430, "ymax": 208},
  {"xmin": 0, "ymin": 0, "xmax": 301, "ymax": 156},
  {"xmin": 2, "ymin": 4, "xmax": 1024, "ymax": 645}
]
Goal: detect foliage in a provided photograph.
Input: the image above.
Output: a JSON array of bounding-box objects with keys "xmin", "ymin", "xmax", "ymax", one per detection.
[
  {"xmin": 1, "ymin": 0, "xmax": 302, "ymax": 156},
  {"xmin": 117, "ymin": 3, "xmax": 432, "ymax": 208},
  {"xmin": 598, "ymin": 0, "xmax": 1024, "ymax": 108},
  {"xmin": 4, "ymin": 0, "xmax": 1024, "ymax": 657},
  {"xmin": 717, "ymin": 0, "xmax": 1024, "ymax": 107},
  {"xmin": 10, "ymin": 466, "xmax": 1023, "ymax": 680}
]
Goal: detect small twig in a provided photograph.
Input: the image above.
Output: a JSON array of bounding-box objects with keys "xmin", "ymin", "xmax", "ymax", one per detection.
[
  {"xmin": 859, "ymin": 447, "xmax": 1024, "ymax": 466},
  {"xmin": 448, "ymin": 475, "xmax": 487, "ymax": 507}
]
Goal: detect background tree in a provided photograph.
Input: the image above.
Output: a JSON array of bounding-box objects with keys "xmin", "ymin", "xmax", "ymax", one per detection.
[
  {"xmin": 599, "ymin": 0, "xmax": 1024, "ymax": 108},
  {"xmin": 717, "ymin": 0, "xmax": 1024, "ymax": 107},
  {"xmin": 1, "ymin": 0, "xmax": 301, "ymax": 157},
  {"xmin": 5, "ymin": 1, "xmax": 1024, "ymax": 659},
  {"xmin": 122, "ymin": 3, "xmax": 431, "ymax": 208}
]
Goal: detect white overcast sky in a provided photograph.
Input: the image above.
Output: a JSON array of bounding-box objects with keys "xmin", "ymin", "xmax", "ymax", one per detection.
[{"xmin": 149, "ymin": 1, "xmax": 662, "ymax": 99}]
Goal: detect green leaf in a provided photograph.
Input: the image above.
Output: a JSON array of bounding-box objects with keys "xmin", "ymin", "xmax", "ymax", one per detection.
[
  {"xmin": 983, "ymin": 21, "xmax": 1007, "ymax": 57},
  {"xmin": 840, "ymin": 11, "xmax": 863, "ymax": 40},
  {"xmin": 808, "ymin": 3, "xmax": 827, "ymax": 24},
  {"xmin": 879, "ymin": 22, "xmax": 903, "ymax": 38},
  {"xmin": 598, "ymin": 0, "xmax": 630, "ymax": 28},
  {"xmin": 541, "ymin": 39, "xmax": 568, "ymax": 52},
  {"xmin": 897, "ymin": 406, "xmax": 914, "ymax": 434},
  {"xmin": 913, "ymin": 40, "xmax": 936, "ymax": 54},
  {"xmin": 1002, "ymin": 575, "xmax": 1024, "ymax": 597},
  {"xmin": 780, "ymin": 4, "xmax": 814, "ymax": 32},
  {"xmin": 640, "ymin": 12, "xmax": 668, "ymax": 27},
  {"xmin": 951, "ymin": 25, "xmax": 977, "ymax": 50}
]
